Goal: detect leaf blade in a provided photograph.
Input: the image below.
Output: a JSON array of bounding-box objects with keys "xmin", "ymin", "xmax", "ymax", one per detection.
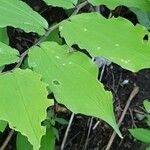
[
  {"xmin": 0, "ymin": 0, "xmax": 48, "ymax": 35},
  {"xmin": 60, "ymin": 13, "xmax": 150, "ymax": 71},
  {"xmin": 0, "ymin": 69, "xmax": 53, "ymax": 149},
  {"xmin": 28, "ymin": 41, "xmax": 121, "ymax": 137}
]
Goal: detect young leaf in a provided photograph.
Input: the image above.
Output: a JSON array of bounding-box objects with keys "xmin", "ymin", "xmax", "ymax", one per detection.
[
  {"xmin": 129, "ymin": 128, "xmax": 150, "ymax": 143},
  {"xmin": 0, "ymin": 42, "xmax": 20, "ymax": 67},
  {"xmin": 88, "ymin": 0, "xmax": 150, "ymax": 11},
  {"xmin": 17, "ymin": 127, "xmax": 56, "ymax": 150},
  {"xmin": 60, "ymin": 12, "xmax": 150, "ymax": 72},
  {"xmin": 0, "ymin": 120, "xmax": 7, "ymax": 132},
  {"xmin": 16, "ymin": 133, "xmax": 33, "ymax": 150},
  {"xmin": 43, "ymin": 0, "xmax": 78, "ymax": 9},
  {"xmin": 40, "ymin": 127, "xmax": 56, "ymax": 150},
  {"xmin": 28, "ymin": 41, "xmax": 121, "ymax": 137},
  {"xmin": 144, "ymin": 100, "xmax": 150, "ymax": 113},
  {"xmin": 0, "ymin": 69, "xmax": 53, "ymax": 150},
  {"xmin": 0, "ymin": 0, "xmax": 48, "ymax": 35}
]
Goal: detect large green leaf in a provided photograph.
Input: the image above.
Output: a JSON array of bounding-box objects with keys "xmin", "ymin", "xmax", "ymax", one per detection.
[
  {"xmin": 0, "ymin": 42, "xmax": 20, "ymax": 67},
  {"xmin": 0, "ymin": 0, "xmax": 48, "ymax": 35},
  {"xmin": 28, "ymin": 41, "xmax": 121, "ymax": 137},
  {"xmin": 0, "ymin": 69, "xmax": 53, "ymax": 150},
  {"xmin": 0, "ymin": 120, "xmax": 7, "ymax": 132},
  {"xmin": 129, "ymin": 128, "xmax": 150, "ymax": 143},
  {"xmin": 60, "ymin": 12, "xmax": 150, "ymax": 72},
  {"xmin": 89, "ymin": 0, "xmax": 150, "ymax": 11},
  {"xmin": 43, "ymin": 0, "xmax": 78, "ymax": 9}
]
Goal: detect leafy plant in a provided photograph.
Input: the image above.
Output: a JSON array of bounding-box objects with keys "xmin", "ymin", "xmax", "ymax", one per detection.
[
  {"xmin": 0, "ymin": 0, "xmax": 149, "ymax": 149},
  {"xmin": 129, "ymin": 100, "xmax": 150, "ymax": 150}
]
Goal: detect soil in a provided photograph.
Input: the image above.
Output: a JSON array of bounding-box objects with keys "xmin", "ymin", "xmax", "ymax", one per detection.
[{"xmin": 1, "ymin": 1, "xmax": 150, "ymax": 150}]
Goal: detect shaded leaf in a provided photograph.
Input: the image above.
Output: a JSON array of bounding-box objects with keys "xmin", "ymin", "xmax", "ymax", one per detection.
[
  {"xmin": 16, "ymin": 133, "xmax": 33, "ymax": 150},
  {"xmin": 0, "ymin": 28, "xmax": 9, "ymax": 44},
  {"xmin": 46, "ymin": 28, "xmax": 62, "ymax": 45},
  {"xmin": 60, "ymin": 12, "xmax": 150, "ymax": 71},
  {"xmin": 129, "ymin": 128, "xmax": 150, "ymax": 143},
  {"xmin": 28, "ymin": 41, "xmax": 121, "ymax": 136},
  {"xmin": 147, "ymin": 115, "xmax": 150, "ymax": 127},
  {"xmin": 40, "ymin": 127, "xmax": 55, "ymax": 150},
  {"xmin": 0, "ymin": 0, "xmax": 48, "ymax": 35},
  {"xmin": 89, "ymin": 0, "xmax": 150, "ymax": 11},
  {"xmin": 0, "ymin": 69, "xmax": 53, "ymax": 149},
  {"xmin": 130, "ymin": 7, "xmax": 150, "ymax": 30},
  {"xmin": 43, "ymin": 0, "xmax": 78, "ymax": 9}
]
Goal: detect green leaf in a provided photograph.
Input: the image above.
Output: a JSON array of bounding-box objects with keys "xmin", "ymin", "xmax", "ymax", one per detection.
[
  {"xmin": 147, "ymin": 115, "xmax": 150, "ymax": 126},
  {"xmin": 0, "ymin": 69, "xmax": 53, "ymax": 149},
  {"xmin": 17, "ymin": 127, "xmax": 55, "ymax": 150},
  {"xmin": 88, "ymin": 0, "xmax": 150, "ymax": 11},
  {"xmin": 0, "ymin": 120, "xmax": 7, "ymax": 132},
  {"xmin": 0, "ymin": 0, "xmax": 48, "ymax": 35},
  {"xmin": 43, "ymin": 0, "xmax": 78, "ymax": 9},
  {"xmin": 28, "ymin": 41, "xmax": 121, "ymax": 137},
  {"xmin": 144, "ymin": 100, "xmax": 150, "ymax": 113},
  {"xmin": 40, "ymin": 127, "xmax": 55, "ymax": 150},
  {"xmin": 46, "ymin": 28, "xmax": 62, "ymax": 45},
  {"xmin": 146, "ymin": 146, "xmax": 150, "ymax": 150},
  {"xmin": 0, "ymin": 28, "xmax": 9, "ymax": 45},
  {"xmin": 0, "ymin": 42, "xmax": 20, "ymax": 67},
  {"xmin": 130, "ymin": 7, "xmax": 150, "ymax": 30},
  {"xmin": 0, "ymin": 66, "xmax": 4, "ymax": 73},
  {"xmin": 16, "ymin": 133, "xmax": 33, "ymax": 150},
  {"xmin": 129, "ymin": 128, "xmax": 150, "ymax": 143},
  {"xmin": 55, "ymin": 118, "xmax": 68, "ymax": 125},
  {"xmin": 0, "ymin": 28, "xmax": 10, "ymax": 70},
  {"xmin": 60, "ymin": 12, "xmax": 150, "ymax": 72}
]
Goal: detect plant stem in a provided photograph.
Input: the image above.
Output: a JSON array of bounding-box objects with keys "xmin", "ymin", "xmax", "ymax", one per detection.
[
  {"xmin": 14, "ymin": 0, "xmax": 89, "ymax": 70},
  {"xmin": 0, "ymin": 129, "xmax": 14, "ymax": 150},
  {"xmin": 105, "ymin": 86, "xmax": 139, "ymax": 150}
]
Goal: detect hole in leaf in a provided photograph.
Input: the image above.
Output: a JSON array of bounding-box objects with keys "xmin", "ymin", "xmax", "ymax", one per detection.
[
  {"xmin": 53, "ymin": 80, "xmax": 60, "ymax": 85},
  {"xmin": 143, "ymin": 34, "xmax": 148, "ymax": 42}
]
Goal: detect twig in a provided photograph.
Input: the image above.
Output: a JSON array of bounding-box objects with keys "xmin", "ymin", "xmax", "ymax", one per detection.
[
  {"xmin": 6, "ymin": 0, "xmax": 89, "ymax": 72},
  {"xmin": 71, "ymin": 1, "xmax": 89, "ymax": 16},
  {"xmin": 61, "ymin": 113, "xmax": 75, "ymax": 150},
  {"xmin": 84, "ymin": 117, "xmax": 93, "ymax": 150},
  {"xmin": 105, "ymin": 86, "xmax": 139, "ymax": 150},
  {"xmin": 0, "ymin": 129, "xmax": 14, "ymax": 150}
]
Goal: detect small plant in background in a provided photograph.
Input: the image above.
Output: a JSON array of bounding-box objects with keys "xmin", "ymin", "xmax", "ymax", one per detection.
[{"xmin": 129, "ymin": 100, "xmax": 150, "ymax": 150}]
